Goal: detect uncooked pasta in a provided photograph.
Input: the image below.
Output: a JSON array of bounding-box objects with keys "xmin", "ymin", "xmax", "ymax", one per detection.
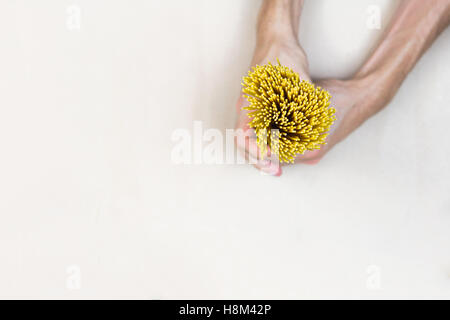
[{"xmin": 242, "ymin": 60, "xmax": 336, "ymax": 163}]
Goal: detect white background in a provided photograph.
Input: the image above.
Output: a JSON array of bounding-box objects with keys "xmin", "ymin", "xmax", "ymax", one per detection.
[{"xmin": 0, "ymin": 0, "xmax": 449, "ymax": 299}]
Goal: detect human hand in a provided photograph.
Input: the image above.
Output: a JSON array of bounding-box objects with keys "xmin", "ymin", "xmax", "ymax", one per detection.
[
  {"xmin": 236, "ymin": 49, "xmax": 374, "ymax": 174},
  {"xmin": 235, "ymin": 40, "xmax": 311, "ymax": 176}
]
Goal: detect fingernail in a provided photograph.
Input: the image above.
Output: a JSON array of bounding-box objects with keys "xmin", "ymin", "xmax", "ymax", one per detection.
[
  {"xmin": 265, "ymin": 162, "xmax": 281, "ymax": 176},
  {"xmin": 274, "ymin": 166, "xmax": 282, "ymax": 176}
]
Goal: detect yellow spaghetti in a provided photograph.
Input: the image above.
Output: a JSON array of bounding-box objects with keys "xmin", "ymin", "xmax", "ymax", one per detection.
[{"xmin": 242, "ymin": 60, "xmax": 336, "ymax": 163}]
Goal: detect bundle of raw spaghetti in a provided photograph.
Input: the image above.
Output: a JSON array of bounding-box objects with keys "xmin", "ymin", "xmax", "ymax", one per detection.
[{"xmin": 242, "ymin": 60, "xmax": 336, "ymax": 163}]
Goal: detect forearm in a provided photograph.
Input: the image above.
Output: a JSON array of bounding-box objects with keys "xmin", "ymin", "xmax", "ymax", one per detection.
[
  {"xmin": 354, "ymin": 0, "xmax": 450, "ymax": 115},
  {"xmin": 256, "ymin": 0, "xmax": 304, "ymax": 45},
  {"xmin": 251, "ymin": 0, "xmax": 307, "ymax": 69}
]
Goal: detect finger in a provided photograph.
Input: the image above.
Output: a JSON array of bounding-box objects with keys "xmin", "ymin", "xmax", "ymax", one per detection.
[
  {"xmin": 239, "ymin": 142, "xmax": 282, "ymax": 176},
  {"xmin": 235, "ymin": 129, "xmax": 262, "ymax": 162},
  {"xmin": 237, "ymin": 140, "xmax": 282, "ymax": 176},
  {"xmin": 237, "ymin": 144, "xmax": 270, "ymax": 168},
  {"xmin": 253, "ymin": 162, "xmax": 283, "ymax": 176},
  {"xmin": 235, "ymin": 94, "xmax": 247, "ymax": 113},
  {"xmin": 236, "ymin": 96, "xmax": 281, "ymax": 175},
  {"xmin": 293, "ymin": 149, "xmax": 323, "ymax": 165}
]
